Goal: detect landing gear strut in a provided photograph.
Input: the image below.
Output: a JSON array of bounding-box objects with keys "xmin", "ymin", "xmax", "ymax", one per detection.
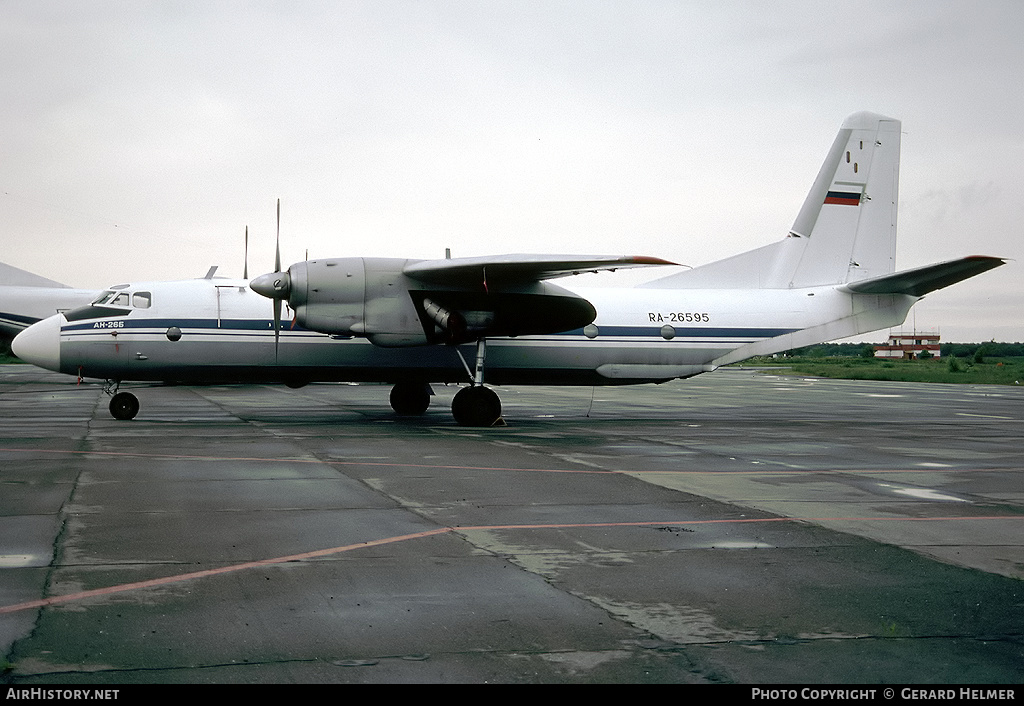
[{"xmin": 451, "ymin": 338, "xmax": 503, "ymax": 427}]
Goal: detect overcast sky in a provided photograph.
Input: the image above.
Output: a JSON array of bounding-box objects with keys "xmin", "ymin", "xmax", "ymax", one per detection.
[{"xmin": 2, "ymin": 1, "xmax": 1021, "ymax": 342}]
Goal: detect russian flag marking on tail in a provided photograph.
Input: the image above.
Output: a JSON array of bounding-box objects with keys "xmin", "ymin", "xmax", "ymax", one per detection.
[{"xmin": 824, "ymin": 190, "xmax": 862, "ymax": 206}]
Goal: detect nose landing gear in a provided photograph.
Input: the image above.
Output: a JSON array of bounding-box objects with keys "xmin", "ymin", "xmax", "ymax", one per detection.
[{"xmin": 108, "ymin": 389, "xmax": 140, "ymax": 420}]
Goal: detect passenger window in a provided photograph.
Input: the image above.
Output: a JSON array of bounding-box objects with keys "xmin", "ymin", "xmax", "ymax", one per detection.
[{"xmin": 133, "ymin": 292, "xmax": 152, "ymax": 309}]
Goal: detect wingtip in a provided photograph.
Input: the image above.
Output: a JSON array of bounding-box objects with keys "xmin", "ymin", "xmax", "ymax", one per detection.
[{"xmin": 628, "ymin": 256, "xmax": 679, "ymax": 266}]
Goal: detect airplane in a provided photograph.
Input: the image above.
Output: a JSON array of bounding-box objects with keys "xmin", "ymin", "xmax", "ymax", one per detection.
[
  {"xmin": 0, "ymin": 262, "xmax": 99, "ymax": 354},
  {"xmin": 11, "ymin": 112, "xmax": 1006, "ymax": 426}
]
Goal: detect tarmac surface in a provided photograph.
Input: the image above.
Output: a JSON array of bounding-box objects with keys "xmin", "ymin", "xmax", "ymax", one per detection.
[{"xmin": 0, "ymin": 364, "xmax": 1021, "ymax": 684}]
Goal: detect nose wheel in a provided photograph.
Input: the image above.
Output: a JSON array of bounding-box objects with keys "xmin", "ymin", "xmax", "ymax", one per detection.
[{"xmin": 109, "ymin": 391, "xmax": 140, "ymax": 420}]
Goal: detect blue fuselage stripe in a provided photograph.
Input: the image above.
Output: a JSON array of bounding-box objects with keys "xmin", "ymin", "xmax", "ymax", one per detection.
[{"xmin": 61, "ymin": 318, "xmax": 797, "ymax": 340}]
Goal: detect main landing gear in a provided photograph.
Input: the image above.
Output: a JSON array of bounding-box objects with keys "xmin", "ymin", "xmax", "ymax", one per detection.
[
  {"xmin": 450, "ymin": 338, "xmax": 503, "ymax": 427},
  {"xmin": 389, "ymin": 381, "xmax": 432, "ymax": 416},
  {"xmin": 451, "ymin": 385, "xmax": 501, "ymax": 427},
  {"xmin": 388, "ymin": 339, "xmax": 503, "ymax": 427},
  {"xmin": 389, "ymin": 379, "xmax": 501, "ymax": 427}
]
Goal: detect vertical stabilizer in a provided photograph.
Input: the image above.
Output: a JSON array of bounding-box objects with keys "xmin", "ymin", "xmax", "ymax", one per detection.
[
  {"xmin": 641, "ymin": 112, "xmax": 901, "ymax": 290},
  {"xmin": 0, "ymin": 262, "xmax": 70, "ymax": 289},
  {"xmin": 786, "ymin": 111, "xmax": 901, "ymax": 287}
]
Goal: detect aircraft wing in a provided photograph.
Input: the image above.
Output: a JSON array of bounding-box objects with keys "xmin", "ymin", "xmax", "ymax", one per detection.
[
  {"xmin": 402, "ymin": 254, "xmax": 677, "ymax": 285},
  {"xmin": 841, "ymin": 256, "xmax": 1006, "ymax": 297}
]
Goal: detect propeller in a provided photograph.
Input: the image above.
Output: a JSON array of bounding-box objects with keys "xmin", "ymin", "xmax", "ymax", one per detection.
[
  {"xmin": 249, "ymin": 199, "xmax": 292, "ymax": 359},
  {"xmin": 243, "ymin": 225, "xmax": 248, "ymax": 279}
]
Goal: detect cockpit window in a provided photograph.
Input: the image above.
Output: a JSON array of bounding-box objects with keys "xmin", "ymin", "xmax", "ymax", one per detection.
[{"xmin": 91, "ymin": 290, "xmax": 152, "ymax": 308}]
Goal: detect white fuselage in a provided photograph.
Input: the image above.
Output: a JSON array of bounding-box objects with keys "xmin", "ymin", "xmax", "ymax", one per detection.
[{"xmin": 14, "ymin": 275, "xmax": 912, "ymax": 386}]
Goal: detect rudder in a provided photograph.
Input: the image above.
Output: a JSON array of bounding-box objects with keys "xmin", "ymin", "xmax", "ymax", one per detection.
[{"xmin": 786, "ymin": 111, "xmax": 901, "ymax": 287}]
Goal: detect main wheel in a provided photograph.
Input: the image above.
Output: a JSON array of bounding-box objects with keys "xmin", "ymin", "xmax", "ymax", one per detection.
[
  {"xmin": 451, "ymin": 386, "xmax": 502, "ymax": 427},
  {"xmin": 390, "ymin": 382, "xmax": 431, "ymax": 416},
  {"xmin": 109, "ymin": 392, "xmax": 140, "ymax": 420}
]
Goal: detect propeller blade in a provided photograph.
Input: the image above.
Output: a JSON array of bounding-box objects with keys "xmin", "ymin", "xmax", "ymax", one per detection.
[
  {"xmin": 274, "ymin": 199, "xmax": 282, "ymax": 359},
  {"xmin": 247, "ymin": 199, "xmax": 288, "ymax": 361},
  {"xmin": 274, "ymin": 198, "xmax": 281, "ymax": 273},
  {"xmin": 244, "ymin": 225, "xmax": 249, "ymax": 280},
  {"xmin": 273, "ymin": 298, "xmax": 282, "ymax": 358}
]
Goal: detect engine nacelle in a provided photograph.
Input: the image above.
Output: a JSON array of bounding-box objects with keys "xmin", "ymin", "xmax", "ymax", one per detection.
[
  {"xmin": 284, "ymin": 257, "xmax": 598, "ymax": 347},
  {"xmin": 288, "ymin": 257, "xmax": 436, "ymax": 346},
  {"xmin": 287, "ymin": 257, "xmax": 367, "ymax": 335}
]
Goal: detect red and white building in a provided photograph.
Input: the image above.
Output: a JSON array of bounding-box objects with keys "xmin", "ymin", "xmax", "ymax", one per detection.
[{"xmin": 874, "ymin": 332, "xmax": 941, "ymax": 359}]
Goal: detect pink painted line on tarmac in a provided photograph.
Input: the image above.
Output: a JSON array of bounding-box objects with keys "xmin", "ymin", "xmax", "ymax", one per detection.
[
  {"xmin": 0, "ymin": 527, "xmax": 452, "ymax": 615},
  {"xmin": 1, "ymin": 515, "xmax": 1019, "ymax": 616}
]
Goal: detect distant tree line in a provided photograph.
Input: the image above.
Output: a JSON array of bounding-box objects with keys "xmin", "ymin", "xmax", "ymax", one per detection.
[
  {"xmin": 939, "ymin": 342, "xmax": 1024, "ymax": 359},
  {"xmin": 782, "ymin": 342, "xmax": 1024, "ymax": 358}
]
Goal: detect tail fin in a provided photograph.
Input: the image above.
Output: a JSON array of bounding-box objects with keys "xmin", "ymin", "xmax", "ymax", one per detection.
[
  {"xmin": 642, "ymin": 112, "xmax": 901, "ymax": 290},
  {"xmin": 0, "ymin": 262, "xmax": 71, "ymax": 289},
  {"xmin": 787, "ymin": 111, "xmax": 901, "ymax": 286}
]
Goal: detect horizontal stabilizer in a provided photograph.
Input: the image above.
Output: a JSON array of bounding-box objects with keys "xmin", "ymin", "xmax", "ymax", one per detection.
[
  {"xmin": 841, "ymin": 256, "xmax": 1006, "ymax": 297},
  {"xmin": 404, "ymin": 254, "xmax": 676, "ymax": 285}
]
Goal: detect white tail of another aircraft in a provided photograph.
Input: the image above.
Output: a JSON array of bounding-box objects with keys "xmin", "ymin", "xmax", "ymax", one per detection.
[
  {"xmin": 0, "ymin": 263, "xmax": 97, "ymax": 343},
  {"xmin": 643, "ymin": 111, "xmax": 902, "ymax": 290}
]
